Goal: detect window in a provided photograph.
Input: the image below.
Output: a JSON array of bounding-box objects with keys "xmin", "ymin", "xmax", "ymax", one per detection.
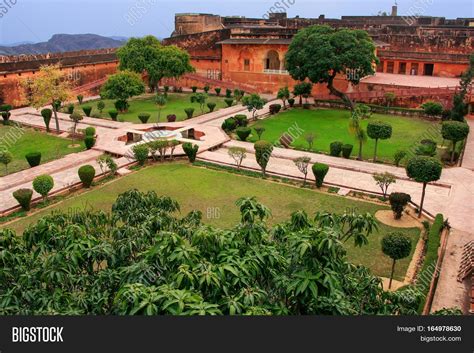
[
  {"xmin": 398, "ymin": 63, "xmax": 407, "ymax": 75},
  {"xmin": 386, "ymin": 61, "xmax": 394, "ymax": 74},
  {"xmin": 410, "ymin": 63, "xmax": 419, "ymax": 75},
  {"xmin": 377, "ymin": 61, "xmax": 384, "ymax": 73},
  {"xmin": 265, "ymin": 50, "xmax": 280, "ymax": 70},
  {"xmin": 424, "ymin": 63, "xmax": 434, "ymax": 76},
  {"xmin": 244, "ymin": 59, "xmax": 250, "ymax": 71}
]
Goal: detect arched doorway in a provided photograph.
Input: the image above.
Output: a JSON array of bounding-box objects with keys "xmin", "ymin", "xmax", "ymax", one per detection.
[{"xmin": 265, "ymin": 50, "xmax": 281, "ymax": 71}]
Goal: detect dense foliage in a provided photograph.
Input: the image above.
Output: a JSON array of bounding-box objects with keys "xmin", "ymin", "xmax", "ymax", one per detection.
[{"xmin": 0, "ymin": 191, "xmax": 420, "ymax": 315}]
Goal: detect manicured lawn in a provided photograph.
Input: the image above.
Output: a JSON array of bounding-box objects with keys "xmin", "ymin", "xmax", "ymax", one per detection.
[
  {"xmin": 0, "ymin": 125, "xmax": 83, "ymax": 176},
  {"xmin": 4, "ymin": 163, "xmax": 420, "ymax": 280},
  {"xmin": 249, "ymin": 108, "xmax": 442, "ymax": 163},
  {"xmin": 74, "ymin": 93, "xmax": 230, "ymax": 123}
]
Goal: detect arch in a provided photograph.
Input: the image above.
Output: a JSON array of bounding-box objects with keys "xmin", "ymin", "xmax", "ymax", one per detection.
[{"xmin": 265, "ymin": 50, "xmax": 280, "ymax": 70}]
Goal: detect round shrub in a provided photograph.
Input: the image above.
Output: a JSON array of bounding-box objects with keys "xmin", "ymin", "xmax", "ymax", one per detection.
[
  {"xmin": 421, "ymin": 101, "xmax": 443, "ymax": 117},
  {"xmin": 269, "ymin": 104, "xmax": 282, "ymax": 114},
  {"xmin": 441, "ymin": 121, "xmax": 470, "ymax": 163},
  {"xmin": 85, "ymin": 126, "xmax": 96, "ymax": 136},
  {"xmin": 234, "ymin": 114, "xmax": 249, "ymax": 127},
  {"xmin": 406, "ymin": 156, "xmax": 443, "ymax": 184},
  {"xmin": 389, "ymin": 193, "xmax": 411, "ymax": 220},
  {"xmin": 13, "ymin": 188, "xmax": 33, "ymax": 211},
  {"xmin": 288, "ymin": 98, "xmax": 295, "ymax": 107},
  {"xmin": 207, "ymin": 102, "xmax": 217, "ymax": 112},
  {"xmin": 222, "ymin": 117, "xmax": 238, "ymax": 132},
  {"xmin": 329, "ymin": 141, "xmax": 343, "ymax": 157},
  {"xmin": 84, "ymin": 136, "xmax": 96, "ymax": 150},
  {"xmin": 82, "ymin": 106, "xmax": 93, "ymax": 117},
  {"xmin": 367, "ymin": 121, "xmax": 393, "ymax": 141},
  {"xmin": 78, "ymin": 165, "xmax": 96, "ymax": 188},
  {"xmin": 91, "ymin": 112, "xmax": 101, "ymax": 119},
  {"xmin": 97, "ymin": 101, "xmax": 106, "ymax": 113},
  {"xmin": 184, "ymin": 108, "xmax": 195, "ymax": 119},
  {"xmin": 40, "ymin": 108, "xmax": 53, "ymax": 132},
  {"xmin": 312, "ymin": 163, "xmax": 329, "ymax": 188},
  {"xmin": 342, "ymin": 144, "xmax": 353, "ymax": 159},
  {"xmin": 236, "ymin": 127, "xmax": 252, "ymax": 141},
  {"xmin": 138, "ymin": 113, "xmax": 151, "ymax": 124},
  {"xmin": 32, "ymin": 175, "xmax": 54, "ymax": 200},
  {"xmin": 381, "ymin": 233, "xmax": 412, "ymax": 261},
  {"xmin": 108, "ymin": 109, "xmax": 119, "ymax": 121},
  {"xmin": 132, "ymin": 144, "xmax": 149, "ymax": 166},
  {"xmin": 167, "ymin": 114, "xmax": 177, "ymax": 122},
  {"xmin": 25, "ymin": 152, "xmax": 42, "ymax": 167}
]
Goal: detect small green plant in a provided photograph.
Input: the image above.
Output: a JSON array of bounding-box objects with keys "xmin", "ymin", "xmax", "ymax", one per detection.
[
  {"xmin": 329, "ymin": 141, "xmax": 343, "ymax": 157},
  {"xmin": 342, "ymin": 144, "xmax": 353, "ymax": 159},
  {"xmin": 288, "ymin": 98, "xmax": 295, "ymax": 107},
  {"xmin": 224, "ymin": 98, "xmax": 234, "ymax": 107},
  {"xmin": 254, "ymin": 140, "xmax": 273, "ymax": 177},
  {"xmin": 84, "ymin": 136, "xmax": 96, "ymax": 150},
  {"xmin": 25, "ymin": 152, "xmax": 42, "ymax": 167},
  {"xmin": 78, "ymin": 165, "xmax": 96, "ymax": 188},
  {"xmin": 421, "ymin": 101, "xmax": 443, "ymax": 117},
  {"xmin": 393, "ymin": 150, "xmax": 407, "ymax": 167},
  {"xmin": 207, "ymin": 102, "xmax": 217, "ymax": 112},
  {"xmin": 269, "ymin": 104, "xmax": 282, "ymax": 114},
  {"xmin": 236, "ymin": 127, "xmax": 252, "ymax": 141},
  {"xmin": 234, "ymin": 114, "xmax": 248, "ymax": 127},
  {"xmin": 77, "ymin": 95, "xmax": 84, "ymax": 104},
  {"xmin": 108, "ymin": 109, "xmax": 119, "ymax": 121},
  {"xmin": 82, "ymin": 106, "xmax": 93, "ymax": 117},
  {"xmin": 184, "ymin": 108, "xmax": 195, "ymax": 119},
  {"xmin": 97, "ymin": 101, "xmax": 105, "ymax": 114},
  {"xmin": 214, "ymin": 88, "xmax": 221, "ymax": 96},
  {"xmin": 0, "ymin": 151, "xmax": 13, "ymax": 174},
  {"xmin": 203, "ymin": 85, "xmax": 210, "ymax": 94},
  {"xmin": 221, "ymin": 117, "xmax": 238, "ymax": 132},
  {"xmin": 389, "ymin": 193, "xmax": 411, "ymax": 220},
  {"xmin": 138, "ymin": 113, "xmax": 151, "ymax": 124},
  {"xmin": 132, "ymin": 144, "xmax": 149, "ymax": 166},
  {"xmin": 312, "ymin": 163, "xmax": 329, "ymax": 188},
  {"xmin": 40, "ymin": 108, "xmax": 53, "ymax": 132},
  {"xmin": 367, "ymin": 121, "xmax": 393, "ymax": 162},
  {"xmin": 226, "ymin": 89, "xmax": 232, "ymax": 98},
  {"xmin": 66, "ymin": 103, "xmax": 75, "ymax": 114},
  {"xmin": 12, "ymin": 188, "xmax": 33, "ymax": 211},
  {"xmin": 85, "ymin": 127, "xmax": 96, "ymax": 136},
  {"xmin": 191, "ymin": 86, "xmax": 198, "ymax": 93},
  {"xmin": 32, "ymin": 174, "xmax": 54, "ymax": 201},
  {"xmin": 182, "ymin": 143, "xmax": 199, "ymax": 163},
  {"xmin": 254, "ymin": 127, "xmax": 266, "ymax": 140}
]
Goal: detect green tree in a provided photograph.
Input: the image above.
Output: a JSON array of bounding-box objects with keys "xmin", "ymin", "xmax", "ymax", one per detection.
[
  {"xmin": 381, "ymin": 233, "xmax": 412, "ymax": 289},
  {"xmin": 0, "ymin": 151, "xmax": 13, "ymax": 174},
  {"xmin": 228, "ymin": 147, "xmax": 247, "ymax": 170},
  {"xmin": 242, "ymin": 94, "xmax": 267, "ymax": 119},
  {"xmin": 155, "ymin": 94, "xmax": 167, "ymax": 122},
  {"xmin": 293, "ymin": 82, "xmax": 312, "ymax": 106},
  {"xmin": 406, "ymin": 157, "xmax": 443, "ymax": 218},
  {"xmin": 286, "ymin": 25, "xmax": 377, "ymax": 110},
  {"xmin": 69, "ymin": 112, "xmax": 83, "ymax": 145},
  {"xmin": 117, "ymin": 35, "xmax": 194, "ymax": 91},
  {"xmin": 294, "ymin": 156, "xmax": 311, "ymax": 186},
  {"xmin": 277, "ymin": 86, "xmax": 290, "ymax": 109},
  {"xmin": 100, "ymin": 71, "xmax": 146, "ymax": 112},
  {"xmin": 254, "ymin": 141, "xmax": 273, "ymax": 176},
  {"xmin": 451, "ymin": 53, "xmax": 473, "ymax": 121},
  {"xmin": 441, "ymin": 121, "xmax": 470, "ymax": 163},
  {"xmin": 373, "ymin": 172, "xmax": 397, "ymax": 199},
  {"xmin": 367, "ymin": 121, "xmax": 392, "ymax": 162},
  {"xmin": 349, "ymin": 110, "xmax": 367, "ymax": 160},
  {"xmin": 191, "ymin": 93, "xmax": 208, "ymax": 113}
]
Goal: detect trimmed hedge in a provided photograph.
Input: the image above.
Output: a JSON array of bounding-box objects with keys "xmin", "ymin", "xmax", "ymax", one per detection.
[
  {"xmin": 329, "ymin": 141, "xmax": 343, "ymax": 157},
  {"xmin": 40, "ymin": 108, "xmax": 53, "ymax": 132},
  {"xmin": 288, "ymin": 98, "xmax": 295, "ymax": 107},
  {"xmin": 25, "ymin": 152, "xmax": 42, "ymax": 167},
  {"xmin": 109, "ymin": 110, "xmax": 119, "ymax": 121},
  {"xmin": 234, "ymin": 114, "xmax": 248, "ymax": 127},
  {"xmin": 78, "ymin": 165, "xmax": 96, "ymax": 188},
  {"xmin": 269, "ymin": 104, "xmax": 282, "ymax": 114},
  {"xmin": 222, "ymin": 118, "xmax": 238, "ymax": 132},
  {"xmin": 85, "ymin": 127, "xmax": 96, "ymax": 136},
  {"xmin": 32, "ymin": 175, "xmax": 54, "ymax": 200},
  {"xmin": 82, "ymin": 106, "xmax": 93, "ymax": 117},
  {"xmin": 342, "ymin": 144, "xmax": 353, "ymax": 159},
  {"xmin": 224, "ymin": 98, "xmax": 234, "ymax": 107},
  {"xmin": 84, "ymin": 136, "xmax": 96, "ymax": 150},
  {"xmin": 207, "ymin": 102, "xmax": 217, "ymax": 112},
  {"xmin": 132, "ymin": 144, "xmax": 149, "ymax": 166},
  {"xmin": 236, "ymin": 127, "xmax": 252, "ymax": 141},
  {"xmin": 184, "ymin": 108, "xmax": 195, "ymax": 119},
  {"xmin": 12, "ymin": 188, "xmax": 33, "ymax": 211},
  {"xmin": 389, "ymin": 192, "xmax": 411, "ymax": 219},
  {"xmin": 312, "ymin": 163, "xmax": 329, "ymax": 188},
  {"xmin": 182, "ymin": 143, "xmax": 199, "ymax": 163},
  {"xmin": 138, "ymin": 113, "xmax": 151, "ymax": 124}
]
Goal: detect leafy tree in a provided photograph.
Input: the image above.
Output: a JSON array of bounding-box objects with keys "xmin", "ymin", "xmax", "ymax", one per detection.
[
  {"xmin": 406, "ymin": 157, "xmax": 443, "ymax": 218},
  {"xmin": 0, "ymin": 151, "xmax": 13, "ymax": 174},
  {"xmin": 254, "ymin": 127, "xmax": 265, "ymax": 140},
  {"xmin": 373, "ymin": 172, "xmax": 396, "ymax": 199},
  {"xmin": 421, "ymin": 101, "xmax": 443, "ymax": 118},
  {"xmin": 441, "ymin": 121, "xmax": 470, "ymax": 163},
  {"xmin": 32, "ymin": 174, "xmax": 54, "ymax": 201},
  {"xmin": 117, "ymin": 35, "xmax": 194, "ymax": 91},
  {"xmin": 155, "ymin": 94, "xmax": 167, "ymax": 122},
  {"xmin": 293, "ymin": 82, "xmax": 312, "ymax": 106},
  {"xmin": 26, "ymin": 64, "xmax": 72, "ymax": 132},
  {"xmin": 100, "ymin": 71, "xmax": 146, "ymax": 112},
  {"xmin": 367, "ymin": 121, "xmax": 392, "ymax": 162},
  {"xmin": 228, "ymin": 147, "xmax": 247, "ymax": 169},
  {"xmin": 381, "ymin": 233, "xmax": 412, "ymax": 289},
  {"xmin": 97, "ymin": 101, "xmax": 105, "ymax": 114},
  {"xmin": 69, "ymin": 112, "xmax": 83, "ymax": 145},
  {"xmin": 132, "ymin": 144, "xmax": 149, "ymax": 166},
  {"xmin": 389, "ymin": 193, "xmax": 411, "ymax": 220},
  {"xmin": 286, "ymin": 26, "xmax": 377, "ymax": 110},
  {"xmin": 349, "ymin": 110, "xmax": 367, "ymax": 160},
  {"xmin": 254, "ymin": 141, "xmax": 273, "ymax": 176},
  {"xmin": 451, "ymin": 53, "xmax": 473, "ymax": 121},
  {"xmin": 277, "ymin": 86, "xmax": 290, "ymax": 109},
  {"xmin": 182, "ymin": 143, "xmax": 199, "ymax": 163},
  {"xmin": 97, "ymin": 155, "xmax": 118, "ymax": 176},
  {"xmin": 294, "ymin": 156, "xmax": 311, "ymax": 186},
  {"xmin": 242, "ymin": 94, "xmax": 267, "ymax": 119},
  {"xmin": 191, "ymin": 93, "xmax": 208, "ymax": 113}
]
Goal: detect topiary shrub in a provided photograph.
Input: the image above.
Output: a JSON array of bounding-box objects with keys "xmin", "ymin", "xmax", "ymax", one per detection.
[
  {"xmin": 138, "ymin": 113, "xmax": 151, "ymax": 124},
  {"xmin": 367, "ymin": 121, "xmax": 393, "ymax": 162},
  {"xmin": 167, "ymin": 114, "xmax": 177, "ymax": 122},
  {"xmin": 441, "ymin": 121, "xmax": 470, "ymax": 164},
  {"xmin": 389, "ymin": 193, "xmax": 411, "ymax": 220},
  {"xmin": 85, "ymin": 127, "xmax": 96, "ymax": 136},
  {"xmin": 234, "ymin": 114, "xmax": 248, "ymax": 127},
  {"xmin": 225, "ymin": 89, "xmax": 232, "ymax": 98},
  {"xmin": 393, "ymin": 150, "xmax": 407, "ymax": 167},
  {"xmin": 84, "ymin": 136, "xmax": 96, "ymax": 150},
  {"xmin": 78, "ymin": 165, "xmax": 96, "ymax": 188},
  {"xmin": 25, "ymin": 152, "xmax": 42, "ymax": 167},
  {"xmin": 97, "ymin": 101, "xmax": 105, "ymax": 113},
  {"xmin": 67, "ymin": 104, "xmax": 75, "ymax": 114},
  {"xmin": 32, "ymin": 174, "xmax": 54, "ymax": 201},
  {"xmin": 269, "ymin": 104, "xmax": 282, "ymax": 114},
  {"xmin": 203, "ymin": 85, "xmax": 210, "ymax": 94},
  {"xmin": 12, "ymin": 188, "xmax": 33, "ymax": 211},
  {"xmin": 224, "ymin": 98, "xmax": 234, "ymax": 107},
  {"xmin": 91, "ymin": 112, "xmax": 101, "ymax": 119},
  {"xmin": 254, "ymin": 140, "xmax": 273, "ymax": 176},
  {"xmin": 288, "ymin": 98, "xmax": 295, "ymax": 107},
  {"xmin": 82, "ymin": 106, "xmax": 93, "ymax": 117},
  {"xmin": 40, "ymin": 108, "xmax": 53, "ymax": 132},
  {"xmin": 184, "ymin": 108, "xmax": 195, "ymax": 119},
  {"xmin": 329, "ymin": 141, "xmax": 343, "ymax": 157},
  {"xmin": 108, "ymin": 109, "xmax": 119, "ymax": 121},
  {"xmin": 182, "ymin": 142, "xmax": 199, "ymax": 163},
  {"xmin": 191, "ymin": 86, "xmax": 198, "ymax": 93},
  {"xmin": 236, "ymin": 127, "xmax": 251, "ymax": 141},
  {"xmin": 312, "ymin": 163, "xmax": 329, "ymax": 188},
  {"xmin": 221, "ymin": 117, "xmax": 238, "ymax": 132},
  {"xmin": 77, "ymin": 95, "xmax": 84, "ymax": 104},
  {"xmin": 0, "ymin": 109, "xmax": 11, "ymax": 124},
  {"xmin": 381, "ymin": 232, "xmax": 412, "ymax": 289},
  {"xmin": 214, "ymin": 88, "xmax": 221, "ymax": 96},
  {"xmin": 207, "ymin": 102, "xmax": 217, "ymax": 112},
  {"xmin": 421, "ymin": 101, "xmax": 443, "ymax": 117},
  {"xmin": 342, "ymin": 144, "xmax": 353, "ymax": 159},
  {"xmin": 132, "ymin": 144, "xmax": 149, "ymax": 166},
  {"xmin": 114, "ymin": 99, "xmax": 129, "ymax": 112}
]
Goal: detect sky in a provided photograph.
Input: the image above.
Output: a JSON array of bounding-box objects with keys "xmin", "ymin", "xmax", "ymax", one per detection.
[{"xmin": 0, "ymin": 0, "xmax": 472, "ymax": 45}]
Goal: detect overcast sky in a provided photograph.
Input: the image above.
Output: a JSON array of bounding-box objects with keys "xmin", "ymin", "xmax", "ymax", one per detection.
[{"xmin": 0, "ymin": 0, "xmax": 472, "ymax": 45}]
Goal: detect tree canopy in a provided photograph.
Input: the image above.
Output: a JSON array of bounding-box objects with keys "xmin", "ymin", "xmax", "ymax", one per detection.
[
  {"xmin": 0, "ymin": 190, "xmax": 420, "ymax": 315},
  {"xmin": 285, "ymin": 25, "xmax": 378, "ymax": 110},
  {"xmin": 100, "ymin": 70, "xmax": 146, "ymax": 108},
  {"xmin": 117, "ymin": 35, "xmax": 194, "ymax": 91}
]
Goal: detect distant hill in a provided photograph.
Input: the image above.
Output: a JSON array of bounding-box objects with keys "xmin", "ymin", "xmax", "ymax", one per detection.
[{"xmin": 0, "ymin": 34, "xmax": 127, "ymax": 55}]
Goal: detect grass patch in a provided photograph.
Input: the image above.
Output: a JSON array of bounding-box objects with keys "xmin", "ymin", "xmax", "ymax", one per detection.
[
  {"xmin": 74, "ymin": 93, "xmax": 230, "ymax": 123},
  {"xmin": 3, "ymin": 163, "xmax": 420, "ymax": 280},
  {"xmin": 249, "ymin": 108, "xmax": 442, "ymax": 163},
  {"xmin": 0, "ymin": 124, "xmax": 83, "ymax": 176}
]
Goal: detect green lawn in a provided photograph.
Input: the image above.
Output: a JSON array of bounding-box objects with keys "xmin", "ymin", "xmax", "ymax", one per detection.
[
  {"xmin": 250, "ymin": 108, "xmax": 442, "ymax": 163},
  {"xmin": 0, "ymin": 125, "xmax": 83, "ymax": 176},
  {"xmin": 4, "ymin": 163, "xmax": 420, "ymax": 280},
  {"xmin": 74, "ymin": 93, "xmax": 230, "ymax": 123}
]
